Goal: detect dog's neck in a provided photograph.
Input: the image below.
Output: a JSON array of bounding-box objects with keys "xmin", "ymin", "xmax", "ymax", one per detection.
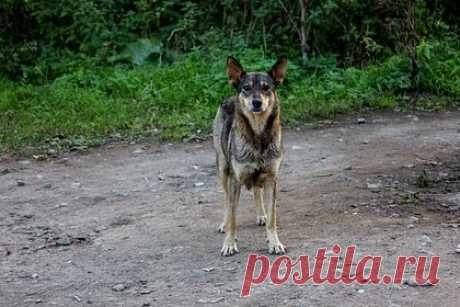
[{"xmin": 234, "ymin": 100, "xmax": 281, "ymax": 151}]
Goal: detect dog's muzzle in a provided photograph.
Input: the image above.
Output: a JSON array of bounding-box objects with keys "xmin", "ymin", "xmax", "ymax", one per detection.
[{"xmin": 252, "ymin": 100, "xmax": 262, "ymax": 113}]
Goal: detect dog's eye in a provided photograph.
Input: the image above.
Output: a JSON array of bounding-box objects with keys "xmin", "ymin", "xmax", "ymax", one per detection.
[
  {"xmin": 242, "ymin": 85, "xmax": 251, "ymax": 92},
  {"xmin": 262, "ymin": 85, "xmax": 270, "ymax": 91}
]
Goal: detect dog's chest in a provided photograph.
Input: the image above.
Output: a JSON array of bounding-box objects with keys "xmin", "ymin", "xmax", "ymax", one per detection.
[{"xmin": 230, "ymin": 132, "xmax": 282, "ymax": 186}]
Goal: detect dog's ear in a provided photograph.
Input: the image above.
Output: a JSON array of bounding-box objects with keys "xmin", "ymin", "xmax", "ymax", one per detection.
[
  {"xmin": 227, "ymin": 56, "xmax": 245, "ymax": 87},
  {"xmin": 268, "ymin": 56, "xmax": 288, "ymax": 86}
]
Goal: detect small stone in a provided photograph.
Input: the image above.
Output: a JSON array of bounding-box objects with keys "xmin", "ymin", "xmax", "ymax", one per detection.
[
  {"xmin": 405, "ymin": 164, "xmax": 415, "ymax": 168},
  {"xmin": 416, "ymin": 248, "xmax": 431, "ymax": 254},
  {"xmin": 291, "ymin": 145, "xmax": 303, "ymax": 150},
  {"xmin": 407, "ymin": 224, "xmax": 415, "ymax": 229},
  {"xmin": 115, "ymin": 192, "xmax": 129, "ymax": 198},
  {"xmin": 357, "ymin": 289, "xmax": 365, "ymax": 294},
  {"xmin": 42, "ymin": 183, "xmax": 52, "ymax": 189},
  {"xmin": 140, "ymin": 289, "xmax": 153, "ymax": 295},
  {"xmin": 1, "ymin": 247, "xmax": 11, "ymax": 256},
  {"xmin": 17, "ymin": 180, "xmax": 26, "ymax": 187},
  {"xmin": 202, "ymin": 267, "xmax": 215, "ymax": 272},
  {"xmin": 455, "ymin": 245, "xmax": 460, "ymax": 254},
  {"xmin": 32, "ymin": 273, "xmax": 38, "ymax": 279},
  {"xmin": 112, "ymin": 284, "xmax": 126, "ymax": 292},
  {"xmin": 404, "ymin": 276, "xmax": 434, "ymax": 287},
  {"xmin": 56, "ymin": 158, "xmax": 69, "ymax": 164},
  {"xmin": 438, "ymin": 172, "xmax": 448, "ymax": 178},
  {"xmin": 357, "ymin": 118, "xmax": 366, "ymax": 124},
  {"xmin": 194, "ymin": 182, "xmax": 204, "ymax": 187},
  {"xmin": 56, "ymin": 237, "xmax": 72, "ymax": 246},
  {"xmin": 0, "ymin": 169, "xmax": 10, "ymax": 175},
  {"xmin": 73, "ymin": 295, "xmax": 81, "ymax": 302},
  {"xmin": 344, "ymin": 166, "xmax": 352, "ymax": 171},
  {"xmin": 33, "ymin": 155, "xmax": 47, "ymax": 161},
  {"xmin": 367, "ymin": 183, "xmax": 382, "ymax": 190},
  {"xmin": 132, "ymin": 148, "xmax": 144, "ymax": 154},
  {"xmin": 157, "ymin": 175, "xmax": 165, "ymax": 181},
  {"xmin": 408, "ymin": 216, "xmax": 419, "ymax": 223},
  {"xmin": 419, "ymin": 235, "xmax": 432, "ymax": 246},
  {"xmin": 362, "ymin": 139, "xmax": 369, "ymax": 144},
  {"xmin": 55, "ymin": 202, "xmax": 68, "ymax": 209},
  {"xmin": 71, "ymin": 182, "xmax": 81, "ymax": 189}
]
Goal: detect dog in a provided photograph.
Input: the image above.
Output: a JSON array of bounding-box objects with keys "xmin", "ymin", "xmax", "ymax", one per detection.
[{"xmin": 213, "ymin": 56, "xmax": 288, "ymax": 256}]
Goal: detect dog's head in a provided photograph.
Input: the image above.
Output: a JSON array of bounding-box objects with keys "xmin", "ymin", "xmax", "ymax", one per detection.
[{"xmin": 226, "ymin": 56, "xmax": 287, "ymax": 115}]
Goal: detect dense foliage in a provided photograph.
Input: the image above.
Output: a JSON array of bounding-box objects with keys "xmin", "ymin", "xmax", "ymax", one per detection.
[
  {"xmin": 1, "ymin": 0, "xmax": 459, "ymax": 81},
  {"xmin": 1, "ymin": 40, "xmax": 459, "ymax": 153},
  {"xmin": 0, "ymin": 1, "xmax": 459, "ymax": 154}
]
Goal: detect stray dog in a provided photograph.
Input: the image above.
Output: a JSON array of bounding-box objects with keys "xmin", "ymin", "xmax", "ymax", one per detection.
[{"xmin": 213, "ymin": 56, "xmax": 288, "ymax": 256}]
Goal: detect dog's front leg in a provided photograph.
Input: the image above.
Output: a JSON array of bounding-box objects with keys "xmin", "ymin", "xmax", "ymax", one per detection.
[
  {"xmin": 264, "ymin": 179, "xmax": 286, "ymax": 254},
  {"xmin": 221, "ymin": 176, "xmax": 241, "ymax": 256},
  {"xmin": 254, "ymin": 186, "xmax": 267, "ymax": 226}
]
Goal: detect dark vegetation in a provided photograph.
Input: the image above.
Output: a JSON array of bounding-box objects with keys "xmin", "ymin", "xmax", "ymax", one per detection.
[{"xmin": 0, "ymin": 0, "xmax": 459, "ymax": 154}]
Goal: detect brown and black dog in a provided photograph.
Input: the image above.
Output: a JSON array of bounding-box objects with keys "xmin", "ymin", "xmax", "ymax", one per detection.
[{"xmin": 213, "ymin": 56, "xmax": 287, "ymax": 256}]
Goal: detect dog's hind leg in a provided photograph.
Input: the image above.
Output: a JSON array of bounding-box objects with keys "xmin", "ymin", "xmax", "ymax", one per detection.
[
  {"xmin": 264, "ymin": 179, "xmax": 286, "ymax": 255},
  {"xmin": 253, "ymin": 186, "xmax": 267, "ymax": 226},
  {"xmin": 221, "ymin": 176, "xmax": 240, "ymax": 256},
  {"xmin": 217, "ymin": 157, "xmax": 229, "ymax": 233}
]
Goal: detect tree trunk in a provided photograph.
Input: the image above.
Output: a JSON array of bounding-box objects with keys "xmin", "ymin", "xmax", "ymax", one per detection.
[
  {"xmin": 406, "ymin": 0, "xmax": 418, "ymax": 93},
  {"xmin": 299, "ymin": 0, "xmax": 309, "ymax": 66}
]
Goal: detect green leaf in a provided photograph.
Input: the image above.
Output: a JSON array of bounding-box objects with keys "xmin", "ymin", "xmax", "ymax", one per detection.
[{"xmin": 109, "ymin": 38, "xmax": 162, "ymax": 65}]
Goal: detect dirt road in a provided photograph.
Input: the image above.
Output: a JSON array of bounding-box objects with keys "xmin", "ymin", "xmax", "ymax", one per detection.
[{"xmin": 1, "ymin": 111, "xmax": 459, "ymax": 307}]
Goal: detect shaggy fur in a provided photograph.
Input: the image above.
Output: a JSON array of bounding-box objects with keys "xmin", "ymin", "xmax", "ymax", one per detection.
[{"xmin": 213, "ymin": 56, "xmax": 287, "ymax": 256}]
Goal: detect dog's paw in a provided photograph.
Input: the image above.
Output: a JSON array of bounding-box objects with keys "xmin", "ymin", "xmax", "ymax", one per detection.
[
  {"xmin": 218, "ymin": 223, "xmax": 225, "ymax": 233},
  {"xmin": 221, "ymin": 238, "xmax": 239, "ymax": 256},
  {"xmin": 256, "ymin": 215, "xmax": 267, "ymax": 226},
  {"xmin": 268, "ymin": 240, "xmax": 286, "ymax": 255},
  {"xmin": 267, "ymin": 233, "xmax": 286, "ymax": 255}
]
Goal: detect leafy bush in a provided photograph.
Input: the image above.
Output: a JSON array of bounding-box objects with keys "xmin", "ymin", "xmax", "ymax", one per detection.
[
  {"xmin": 1, "ymin": 40, "xmax": 458, "ymax": 154},
  {"xmin": 1, "ymin": 0, "xmax": 459, "ymax": 81},
  {"xmin": 416, "ymin": 39, "xmax": 460, "ymax": 96}
]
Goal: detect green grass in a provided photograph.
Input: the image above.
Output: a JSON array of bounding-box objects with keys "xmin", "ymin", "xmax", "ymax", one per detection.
[{"xmin": 1, "ymin": 40, "xmax": 459, "ymax": 154}]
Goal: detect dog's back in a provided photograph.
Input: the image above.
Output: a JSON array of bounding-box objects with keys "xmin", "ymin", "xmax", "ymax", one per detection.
[
  {"xmin": 213, "ymin": 97, "xmax": 235, "ymax": 159},
  {"xmin": 213, "ymin": 97, "xmax": 236, "ymax": 192}
]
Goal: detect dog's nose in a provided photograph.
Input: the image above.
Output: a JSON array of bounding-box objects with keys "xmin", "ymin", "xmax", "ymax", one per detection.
[{"xmin": 252, "ymin": 100, "xmax": 262, "ymax": 110}]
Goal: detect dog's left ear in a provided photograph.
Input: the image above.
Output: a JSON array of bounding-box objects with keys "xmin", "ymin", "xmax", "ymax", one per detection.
[
  {"xmin": 268, "ymin": 56, "xmax": 288, "ymax": 86},
  {"xmin": 227, "ymin": 56, "xmax": 246, "ymax": 87}
]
